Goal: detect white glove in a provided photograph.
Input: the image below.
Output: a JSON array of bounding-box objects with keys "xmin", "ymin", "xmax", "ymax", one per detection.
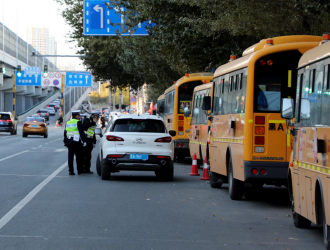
[
  {"xmin": 83, "ymin": 142, "xmax": 87, "ymax": 147},
  {"xmin": 93, "ymin": 144, "xmax": 96, "ymax": 148}
]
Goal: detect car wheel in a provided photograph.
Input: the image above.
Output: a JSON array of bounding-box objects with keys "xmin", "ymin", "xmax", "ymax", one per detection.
[
  {"xmin": 101, "ymin": 165, "xmax": 111, "ymax": 180},
  {"xmin": 96, "ymin": 154, "xmax": 101, "ymax": 176},
  {"xmin": 23, "ymin": 133, "xmax": 27, "ymax": 137},
  {"xmin": 228, "ymin": 156, "xmax": 244, "ymax": 200},
  {"xmin": 44, "ymin": 133, "xmax": 48, "ymax": 138},
  {"xmin": 291, "ymin": 195, "xmax": 311, "ymax": 228},
  {"xmin": 10, "ymin": 129, "xmax": 15, "ymax": 135},
  {"xmin": 209, "ymin": 171, "xmax": 223, "ymax": 188}
]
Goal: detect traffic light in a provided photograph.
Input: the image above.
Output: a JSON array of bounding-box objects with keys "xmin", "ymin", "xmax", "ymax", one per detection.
[
  {"xmin": 17, "ymin": 65, "xmax": 22, "ymax": 77},
  {"xmin": 43, "ymin": 65, "xmax": 48, "ymax": 77}
]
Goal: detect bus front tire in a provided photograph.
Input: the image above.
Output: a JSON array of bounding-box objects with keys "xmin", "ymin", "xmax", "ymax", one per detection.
[{"xmin": 228, "ymin": 157, "xmax": 243, "ymax": 200}]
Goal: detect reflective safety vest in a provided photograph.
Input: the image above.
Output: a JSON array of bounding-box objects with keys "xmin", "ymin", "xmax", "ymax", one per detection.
[
  {"xmin": 66, "ymin": 119, "xmax": 80, "ymax": 139},
  {"xmin": 86, "ymin": 120, "xmax": 96, "ymax": 138}
]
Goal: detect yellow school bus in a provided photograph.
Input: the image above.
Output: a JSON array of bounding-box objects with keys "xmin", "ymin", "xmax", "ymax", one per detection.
[
  {"xmin": 202, "ymin": 35, "xmax": 322, "ymax": 199},
  {"xmin": 157, "ymin": 94, "xmax": 165, "ymax": 118},
  {"xmin": 162, "ymin": 73, "xmax": 213, "ymax": 162},
  {"xmin": 283, "ymin": 34, "xmax": 330, "ymax": 248},
  {"xmin": 188, "ymin": 82, "xmax": 213, "ymax": 168}
]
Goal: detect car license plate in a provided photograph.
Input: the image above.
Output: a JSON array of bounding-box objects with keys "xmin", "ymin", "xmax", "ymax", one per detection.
[
  {"xmin": 130, "ymin": 154, "xmax": 148, "ymax": 160},
  {"xmin": 31, "ymin": 125, "xmax": 38, "ymax": 128}
]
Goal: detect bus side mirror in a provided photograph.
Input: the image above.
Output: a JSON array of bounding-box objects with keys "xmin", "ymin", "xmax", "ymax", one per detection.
[
  {"xmin": 300, "ymin": 99, "xmax": 311, "ymax": 120},
  {"xmin": 202, "ymin": 96, "xmax": 211, "ymax": 111},
  {"xmin": 184, "ymin": 107, "xmax": 191, "ymax": 117},
  {"xmin": 159, "ymin": 106, "xmax": 164, "ymax": 114},
  {"xmin": 281, "ymin": 98, "xmax": 294, "ymax": 119}
]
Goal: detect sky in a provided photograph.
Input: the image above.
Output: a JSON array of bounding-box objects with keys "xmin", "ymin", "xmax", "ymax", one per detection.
[{"xmin": 0, "ymin": 0, "xmax": 84, "ymax": 70}]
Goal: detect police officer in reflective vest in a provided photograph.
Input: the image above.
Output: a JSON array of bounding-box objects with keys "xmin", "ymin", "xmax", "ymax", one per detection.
[
  {"xmin": 64, "ymin": 110, "xmax": 86, "ymax": 175},
  {"xmin": 82, "ymin": 111, "xmax": 99, "ymax": 173}
]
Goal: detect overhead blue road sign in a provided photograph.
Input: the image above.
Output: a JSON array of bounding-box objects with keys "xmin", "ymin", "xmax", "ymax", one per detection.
[
  {"xmin": 83, "ymin": 0, "xmax": 151, "ymax": 36},
  {"xmin": 16, "ymin": 71, "xmax": 41, "ymax": 86},
  {"xmin": 24, "ymin": 67, "xmax": 41, "ymax": 75},
  {"xmin": 66, "ymin": 72, "xmax": 92, "ymax": 87}
]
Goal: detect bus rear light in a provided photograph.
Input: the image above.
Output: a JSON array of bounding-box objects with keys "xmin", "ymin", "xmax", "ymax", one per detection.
[
  {"xmin": 176, "ymin": 143, "xmax": 180, "ymax": 147},
  {"xmin": 181, "ymin": 143, "xmax": 185, "ymax": 147},
  {"xmin": 260, "ymin": 60, "xmax": 266, "ymax": 66},
  {"xmin": 260, "ymin": 169, "xmax": 266, "ymax": 175},
  {"xmin": 178, "ymin": 121, "xmax": 184, "ymax": 126},
  {"xmin": 255, "ymin": 146, "xmax": 264, "ymax": 153},
  {"xmin": 178, "ymin": 127, "xmax": 184, "ymax": 131},
  {"xmin": 255, "ymin": 116, "xmax": 265, "ymax": 124},
  {"xmin": 252, "ymin": 169, "xmax": 258, "ymax": 175},
  {"xmin": 203, "ymin": 80, "xmax": 207, "ymax": 83},
  {"xmin": 267, "ymin": 60, "xmax": 273, "ymax": 66},
  {"xmin": 255, "ymin": 126, "xmax": 265, "ymax": 135},
  {"xmin": 185, "ymin": 73, "xmax": 189, "ymax": 77},
  {"xmin": 173, "ymin": 81, "xmax": 177, "ymax": 84},
  {"xmin": 323, "ymin": 34, "xmax": 330, "ymax": 41},
  {"xmin": 255, "ymin": 136, "xmax": 264, "ymax": 145},
  {"xmin": 179, "ymin": 116, "xmax": 184, "ymax": 120}
]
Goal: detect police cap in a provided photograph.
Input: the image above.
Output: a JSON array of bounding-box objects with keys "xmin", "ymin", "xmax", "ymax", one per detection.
[
  {"xmin": 71, "ymin": 110, "xmax": 81, "ymax": 116},
  {"xmin": 91, "ymin": 111, "xmax": 100, "ymax": 117}
]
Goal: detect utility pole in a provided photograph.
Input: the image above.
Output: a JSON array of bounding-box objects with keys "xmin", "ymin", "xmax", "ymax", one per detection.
[
  {"xmin": 13, "ymin": 73, "xmax": 16, "ymax": 117},
  {"xmin": 113, "ymin": 86, "xmax": 116, "ymax": 111},
  {"xmin": 119, "ymin": 88, "xmax": 123, "ymax": 112},
  {"xmin": 108, "ymin": 79, "xmax": 112, "ymax": 110}
]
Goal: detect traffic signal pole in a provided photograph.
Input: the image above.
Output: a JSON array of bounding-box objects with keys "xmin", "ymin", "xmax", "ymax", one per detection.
[
  {"xmin": 13, "ymin": 73, "xmax": 15, "ymax": 117},
  {"xmin": 61, "ymin": 74, "xmax": 64, "ymax": 116}
]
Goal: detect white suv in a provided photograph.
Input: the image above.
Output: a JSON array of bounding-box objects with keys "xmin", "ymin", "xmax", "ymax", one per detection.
[{"xmin": 95, "ymin": 114, "xmax": 176, "ymax": 181}]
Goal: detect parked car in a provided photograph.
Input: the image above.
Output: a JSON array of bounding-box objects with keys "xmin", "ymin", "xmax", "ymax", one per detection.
[
  {"xmin": 37, "ymin": 109, "xmax": 49, "ymax": 121},
  {"xmin": 0, "ymin": 112, "xmax": 17, "ymax": 135},
  {"xmin": 47, "ymin": 107, "xmax": 56, "ymax": 116},
  {"xmin": 95, "ymin": 114, "xmax": 176, "ymax": 181},
  {"xmin": 23, "ymin": 117, "xmax": 48, "ymax": 138},
  {"xmin": 47, "ymin": 103, "xmax": 58, "ymax": 112}
]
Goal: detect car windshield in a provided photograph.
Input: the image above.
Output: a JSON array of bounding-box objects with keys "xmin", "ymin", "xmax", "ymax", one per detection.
[
  {"xmin": 39, "ymin": 110, "xmax": 47, "ymax": 113},
  {"xmin": 113, "ymin": 119, "xmax": 166, "ymax": 133},
  {"xmin": 0, "ymin": 114, "xmax": 10, "ymax": 120},
  {"xmin": 47, "ymin": 108, "xmax": 54, "ymax": 111},
  {"xmin": 26, "ymin": 117, "xmax": 44, "ymax": 122}
]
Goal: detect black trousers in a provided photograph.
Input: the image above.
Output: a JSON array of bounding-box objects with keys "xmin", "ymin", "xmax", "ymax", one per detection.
[
  {"xmin": 67, "ymin": 145, "xmax": 83, "ymax": 173},
  {"xmin": 83, "ymin": 140, "xmax": 93, "ymax": 171}
]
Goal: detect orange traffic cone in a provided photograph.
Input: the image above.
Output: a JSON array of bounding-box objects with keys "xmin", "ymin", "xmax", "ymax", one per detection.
[
  {"xmin": 201, "ymin": 156, "xmax": 209, "ymax": 181},
  {"xmin": 190, "ymin": 153, "xmax": 200, "ymax": 176}
]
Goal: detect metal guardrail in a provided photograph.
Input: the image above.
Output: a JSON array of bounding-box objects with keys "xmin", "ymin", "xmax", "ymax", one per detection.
[{"xmin": 17, "ymin": 90, "xmax": 60, "ymax": 116}]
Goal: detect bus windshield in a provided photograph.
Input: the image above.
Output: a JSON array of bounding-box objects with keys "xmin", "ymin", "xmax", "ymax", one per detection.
[{"xmin": 178, "ymin": 81, "xmax": 203, "ymax": 114}]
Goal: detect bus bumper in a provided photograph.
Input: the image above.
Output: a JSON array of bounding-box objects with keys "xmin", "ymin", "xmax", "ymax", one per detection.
[
  {"xmin": 244, "ymin": 161, "xmax": 289, "ymax": 185},
  {"xmin": 174, "ymin": 139, "xmax": 190, "ymax": 157}
]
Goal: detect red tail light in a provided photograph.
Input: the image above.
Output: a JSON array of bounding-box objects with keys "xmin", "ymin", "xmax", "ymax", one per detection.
[
  {"xmin": 179, "ymin": 116, "xmax": 184, "ymax": 120},
  {"xmin": 178, "ymin": 127, "xmax": 184, "ymax": 131},
  {"xmin": 107, "ymin": 154, "xmax": 124, "ymax": 158},
  {"xmin": 181, "ymin": 143, "xmax": 185, "ymax": 147},
  {"xmin": 106, "ymin": 135, "xmax": 124, "ymax": 141},
  {"xmin": 46, "ymin": 113, "xmax": 49, "ymax": 115},
  {"xmin": 156, "ymin": 156, "xmax": 171, "ymax": 159},
  {"xmin": 47, "ymin": 105, "xmax": 49, "ymax": 108},
  {"xmin": 252, "ymin": 169, "xmax": 258, "ymax": 175},
  {"xmin": 54, "ymin": 105, "xmax": 57, "ymax": 108},
  {"xmin": 255, "ymin": 136, "xmax": 264, "ymax": 145},
  {"xmin": 23, "ymin": 123, "xmax": 29, "ymax": 127},
  {"xmin": 155, "ymin": 136, "xmax": 172, "ymax": 143},
  {"xmin": 37, "ymin": 113, "xmax": 40, "ymax": 115},
  {"xmin": 260, "ymin": 169, "xmax": 266, "ymax": 175},
  {"xmin": 40, "ymin": 124, "xmax": 45, "ymax": 127},
  {"xmin": 176, "ymin": 143, "xmax": 180, "ymax": 147},
  {"xmin": 0, "ymin": 119, "xmax": 12, "ymax": 122},
  {"xmin": 255, "ymin": 116, "xmax": 265, "ymax": 124}
]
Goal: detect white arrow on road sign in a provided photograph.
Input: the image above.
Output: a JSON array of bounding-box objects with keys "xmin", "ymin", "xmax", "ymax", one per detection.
[
  {"xmin": 93, "ymin": 5, "xmax": 104, "ymax": 28},
  {"xmin": 85, "ymin": 75, "xmax": 89, "ymax": 84}
]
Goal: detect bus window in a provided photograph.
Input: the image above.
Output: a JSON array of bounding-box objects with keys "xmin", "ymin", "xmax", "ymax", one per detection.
[
  {"xmin": 165, "ymin": 90, "xmax": 175, "ymax": 115},
  {"xmin": 178, "ymin": 81, "xmax": 202, "ymax": 114}
]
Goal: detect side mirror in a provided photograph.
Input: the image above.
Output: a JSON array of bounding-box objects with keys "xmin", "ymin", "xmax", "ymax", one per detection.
[
  {"xmin": 159, "ymin": 106, "xmax": 164, "ymax": 114},
  {"xmin": 281, "ymin": 98, "xmax": 294, "ymax": 119},
  {"xmin": 300, "ymin": 99, "xmax": 311, "ymax": 120},
  {"xmin": 184, "ymin": 107, "xmax": 191, "ymax": 117},
  {"xmin": 202, "ymin": 96, "xmax": 211, "ymax": 111},
  {"xmin": 169, "ymin": 130, "xmax": 176, "ymax": 137},
  {"xmin": 95, "ymin": 128, "xmax": 103, "ymax": 137}
]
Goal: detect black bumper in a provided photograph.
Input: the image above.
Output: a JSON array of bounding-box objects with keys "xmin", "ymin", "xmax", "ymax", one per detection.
[
  {"xmin": 0, "ymin": 127, "xmax": 12, "ymax": 132},
  {"xmin": 174, "ymin": 139, "xmax": 190, "ymax": 156},
  {"xmin": 244, "ymin": 161, "xmax": 289, "ymax": 182},
  {"xmin": 102, "ymin": 154, "xmax": 174, "ymax": 172}
]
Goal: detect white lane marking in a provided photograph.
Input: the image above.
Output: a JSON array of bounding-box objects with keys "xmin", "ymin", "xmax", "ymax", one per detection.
[
  {"xmin": 0, "ymin": 151, "xmax": 29, "ymax": 162},
  {"xmin": 0, "ymin": 162, "xmax": 68, "ymax": 230},
  {"xmin": 55, "ymin": 149, "xmax": 66, "ymax": 152},
  {"xmin": 0, "ymin": 174, "xmax": 69, "ymax": 178}
]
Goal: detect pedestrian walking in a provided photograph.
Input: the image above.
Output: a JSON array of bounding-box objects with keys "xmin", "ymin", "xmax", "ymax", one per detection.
[
  {"xmin": 64, "ymin": 110, "xmax": 86, "ymax": 175},
  {"xmin": 82, "ymin": 111, "xmax": 99, "ymax": 174}
]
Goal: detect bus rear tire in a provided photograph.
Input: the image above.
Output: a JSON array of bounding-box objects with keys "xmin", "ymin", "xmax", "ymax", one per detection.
[
  {"xmin": 292, "ymin": 196, "xmax": 311, "ymax": 228},
  {"xmin": 228, "ymin": 157, "xmax": 243, "ymax": 200}
]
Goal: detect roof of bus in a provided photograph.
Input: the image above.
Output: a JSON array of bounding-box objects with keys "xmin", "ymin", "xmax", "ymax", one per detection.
[
  {"xmin": 214, "ymin": 35, "xmax": 322, "ymax": 78},
  {"xmin": 164, "ymin": 72, "xmax": 214, "ymax": 94},
  {"xmin": 157, "ymin": 94, "xmax": 165, "ymax": 101},
  {"xmin": 194, "ymin": 82, "xmax": 213, "ymax": 92},
  {"xmin": 298, "ymin": 40, "xmax": 330, "ymax": 68}
]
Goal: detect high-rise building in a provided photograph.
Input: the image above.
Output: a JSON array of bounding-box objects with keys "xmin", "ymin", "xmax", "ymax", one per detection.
[{"xmin": 27, "ymin": 27, "xmax": 57, "ymax": 67}]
